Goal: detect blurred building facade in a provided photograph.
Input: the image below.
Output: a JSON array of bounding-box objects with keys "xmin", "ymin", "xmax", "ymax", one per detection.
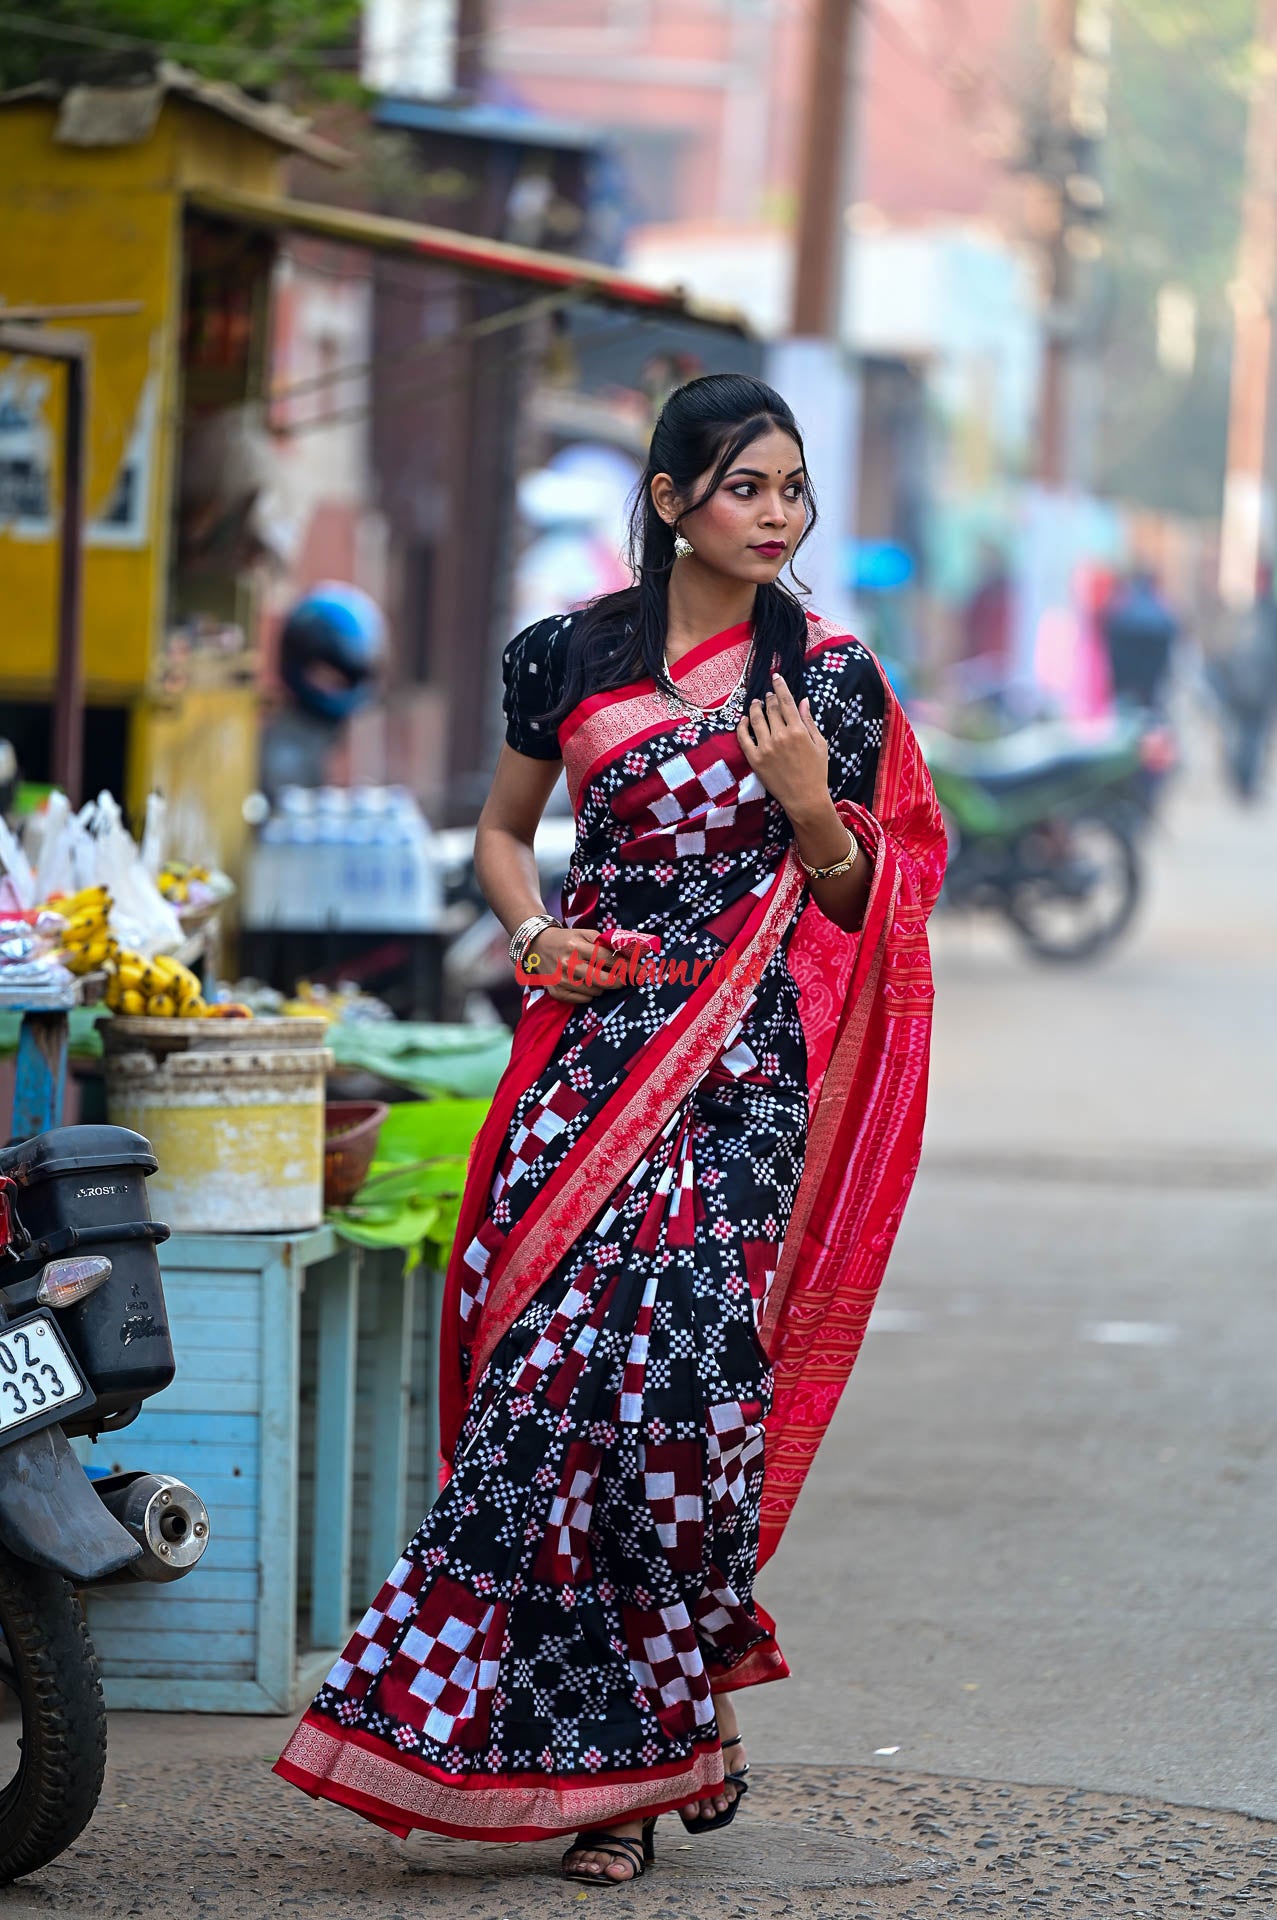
[
  {"xmin": 264, "ymin": 12, "xmax": 769, "ymax": 822},
  {"xmin": 485, "ymin": 0, "xmax": 1046, "ymax": 665},
  {"xmin": 212, "ymin": 0, "xmax": 1247, "ymax": 804},
  {"xmin": 268, "ymin": 99, "xmax": 610, "ymax": 822}
]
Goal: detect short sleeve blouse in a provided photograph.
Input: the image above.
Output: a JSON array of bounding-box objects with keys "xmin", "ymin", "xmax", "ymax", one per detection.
[{"xmin": 500, "ymin": 614, "xmax": 575, "ymax": 760}]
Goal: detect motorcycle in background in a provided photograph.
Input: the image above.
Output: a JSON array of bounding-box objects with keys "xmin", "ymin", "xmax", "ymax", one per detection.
[
  {"xmin": 920, "ymin": 712, "xmax": 1152, "ymax": 962},
  {"xmin": 1116, "ymin": 701, "xmax": 1179, "ymax": 826},
  {"xmin": 0, "ymin": 1125, "xmax": 209, "ymax": 1882}
]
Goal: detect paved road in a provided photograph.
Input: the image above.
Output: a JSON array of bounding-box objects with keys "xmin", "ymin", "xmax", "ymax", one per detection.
[
  {"xmin": 9, "ymin": 732, "xmax": 1276, "ymax": 1916},
  {"xmin": 749, "ymin": 742, "xmax": 1277, "ymax": 1820}
]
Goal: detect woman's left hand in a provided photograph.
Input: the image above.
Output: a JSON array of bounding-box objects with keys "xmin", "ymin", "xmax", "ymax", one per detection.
[{"xmin": 736, "ymin": 673, "xmax": 830, "ymax": 818}]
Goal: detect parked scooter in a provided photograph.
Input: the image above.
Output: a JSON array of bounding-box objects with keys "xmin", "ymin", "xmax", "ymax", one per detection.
[
  {"xmin": 920, "ymin": 712, "xmax": 1147, "ymax": 962},
  {"xmin": 0, "ymin": 1125, "xmax": 208, "ymax": 1882}
]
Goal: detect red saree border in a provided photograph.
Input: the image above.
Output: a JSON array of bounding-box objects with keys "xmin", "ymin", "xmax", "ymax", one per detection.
[
  {"xmin": 560, "ymin": 617, "xmax": 751, "ymax": 746},
  {"xmin": 437, "ymin": 991, "xmax": 575, "ymax": 1465},
  {"xmin": 758, "ymin": 809, "xmax": 897, "ymax": 1352},
  {"xmin": 274, "ymin": 1716, "xmax": 726, "ymax": 1842},
  {"xmin": 756, "ymin": 654, "xmax": 946, "ymax": 1566},
  {"xmin": 667, "ymin": 618, "xmax": 753, "ymax": 673},
  {"xmin": 708, "ymin": 1602, "xmax": 792, "ymax": 1693}
]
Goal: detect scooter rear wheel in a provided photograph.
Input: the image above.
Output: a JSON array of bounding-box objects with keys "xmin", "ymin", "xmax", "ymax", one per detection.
[
  {"xmin": 1005, "ymin": 814, "xmax": 1141, "ymax": 963},
  {"xmin": 0, "ymin": 1541, "xmax": 107, "ymax": 1883}
]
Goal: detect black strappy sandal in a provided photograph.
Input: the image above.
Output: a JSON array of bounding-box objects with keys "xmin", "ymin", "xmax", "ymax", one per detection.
[
  {"xmin": 679, "ymin": 1734, "xmax": 750, "ymax": 1834},
  {"xmin": 561, "ymin": 1817, "xmax": 657, "ymax": 1885}
]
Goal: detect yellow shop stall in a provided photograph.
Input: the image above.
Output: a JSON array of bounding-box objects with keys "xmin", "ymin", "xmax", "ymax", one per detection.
[{"xmin": 0, "ymin": 65, "xmax": 344, "ymax": 875}]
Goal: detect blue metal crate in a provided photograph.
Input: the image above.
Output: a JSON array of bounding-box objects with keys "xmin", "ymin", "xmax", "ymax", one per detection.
[{"xmin": 75, "ymin": 1228, "xmax": 442, "ymax": 1712}]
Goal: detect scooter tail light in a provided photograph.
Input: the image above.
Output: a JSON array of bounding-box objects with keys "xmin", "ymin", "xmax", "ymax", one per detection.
[
  {"xmin": 1139, "ymin": 728, "xmax": 1177, "ymax": 775},
  {"xmin": 36, "ymin": 1255, "xmax": 112, "ymax": 1308},
  {"xmin": 0, "ymin": 1178, "xmax": 16, "ymax": 1256}
]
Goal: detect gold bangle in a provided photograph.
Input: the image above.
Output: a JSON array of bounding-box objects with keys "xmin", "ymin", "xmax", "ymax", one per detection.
[{"xmin": 796, "ymin": 829, "xmax": 859, "ymax": 880}]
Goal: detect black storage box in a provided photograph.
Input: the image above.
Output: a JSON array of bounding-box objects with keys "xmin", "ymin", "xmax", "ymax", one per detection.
[{"xmin": 0, "ymin": 1126, "xmax": 174, "ymax": 1424}]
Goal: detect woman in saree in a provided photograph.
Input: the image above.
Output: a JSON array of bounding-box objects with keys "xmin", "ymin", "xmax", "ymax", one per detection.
[{"xmin": 274, "ymin": 374, "xmax": 947, "ymax": 1884}]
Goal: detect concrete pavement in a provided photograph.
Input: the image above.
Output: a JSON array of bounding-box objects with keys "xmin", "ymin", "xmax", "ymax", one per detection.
[{"xmin": 12, "ymin": 1733, "xmax": 1277, "ymax": 1915}]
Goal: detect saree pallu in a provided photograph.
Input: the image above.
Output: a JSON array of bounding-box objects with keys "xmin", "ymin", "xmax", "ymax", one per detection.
[{"xmin": 275, "ymin": 612, "xmax": 946, "ymax": 1842}]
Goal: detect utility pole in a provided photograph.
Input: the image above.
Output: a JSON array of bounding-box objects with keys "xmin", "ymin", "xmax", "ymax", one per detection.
[
  {"xmin": 1033, "ymin": 0, "xmax": 1110, "ymax": 488},
  {"xmin": 1220, "ymin": 0, "xmax": 1277, "ymax": 611},
  {"xmin": 455, "ymin": 0, "xmax": 487, "ymax": 98},
  {"xmin": 772, "ymin": 0, "xmax": 861, "ymax": 628},
  {"xmin": 1013, "ymin": 1, "xmax": 1108, "ymax": 690},
  {"xmin": 1035, "ymin": 0, "xmax": 1077, "ymax": 487},
  {"xmin": 791, "ymin": 0, "xmax": 859, "ymax": 337}
]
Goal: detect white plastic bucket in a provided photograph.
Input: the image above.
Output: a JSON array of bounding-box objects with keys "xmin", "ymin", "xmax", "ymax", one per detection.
[{"xmin": 104, "ymin": 1027, "xmax": 333, "ymax": 1233}]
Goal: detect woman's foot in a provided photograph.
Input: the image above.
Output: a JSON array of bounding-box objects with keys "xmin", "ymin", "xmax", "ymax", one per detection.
[
  {"xmin": 683, "ymin": 1696, "xmax": 748, "ymax": 1826},
  {"xmin": 561, "ymin": 1818, "xmax": 649, "ymax": 1882}
]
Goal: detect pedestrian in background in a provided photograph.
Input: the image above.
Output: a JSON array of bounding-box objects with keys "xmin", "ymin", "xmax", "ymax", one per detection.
[
  {"xmin": 275, "ymin": 376, "xmax": 946, "ymax": 1884},
  {"xmin": 1100, "ymin": 566, "xmax": 1179, "ymax": 714},
  {"xmin": 1211, "ymin": 562, "xmax": 1277, "ymax": 802}
]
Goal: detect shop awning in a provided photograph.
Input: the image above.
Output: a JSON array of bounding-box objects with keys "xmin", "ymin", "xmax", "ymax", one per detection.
[{"xmin": 185, "ymin": 186, "xmax": 751, "ymax": 334}]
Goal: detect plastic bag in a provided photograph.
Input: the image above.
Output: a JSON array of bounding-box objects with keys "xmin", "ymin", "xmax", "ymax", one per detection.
[
  {"xmin": 14, "ymin": 791, "xmax": 184, "ymax": 957},
  {"xmin": 0, "ymin": 815, "xmax": 35, "ymax": 909},
  {"xmin": 87, "ymin": 793, "xmax": 184, "ymax": 956},
  {"xmin": 26, "ymin": 792, "xmax": 97, "ymax": 903},
  {"xmin": 139, "ymin": 791, "xmax": 165, "ymax": 880}
]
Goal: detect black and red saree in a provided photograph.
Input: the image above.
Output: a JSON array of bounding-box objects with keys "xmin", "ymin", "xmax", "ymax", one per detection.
[{"xmin": 275, "ymin": 610, "xmax": 946, "ymax": 1842}]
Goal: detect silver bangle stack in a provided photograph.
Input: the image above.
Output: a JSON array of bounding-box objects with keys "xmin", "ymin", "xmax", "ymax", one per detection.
[{"xmin": 508, "ymin": 912, "xmax": 561, "ymax": 969}]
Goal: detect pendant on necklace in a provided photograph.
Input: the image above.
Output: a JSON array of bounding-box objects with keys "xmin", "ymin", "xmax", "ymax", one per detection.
[
  {"xmin": 658, "ymin": 681, "xmax": 745, "ymax": 727},
  {"xmin": 657, "ymin": 650, "xmax": 752, "ymax": 726}
]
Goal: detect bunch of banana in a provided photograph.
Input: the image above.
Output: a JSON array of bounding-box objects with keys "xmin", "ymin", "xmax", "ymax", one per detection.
[
  {"xmin": 105, "ymin": 949, "xmax": 207, "ymax": 1019},
  {"xmin": 157, "ymin": 859, "xmax": 211, "ymax": 907},
  {"xmin": 52, "ymin": 886, "xmax": 118, "ymax": 976}
]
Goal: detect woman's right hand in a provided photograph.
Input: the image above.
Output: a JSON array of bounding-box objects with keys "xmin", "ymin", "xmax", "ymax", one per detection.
[{"xmin": 522, "ymin": 925, "xmax": 624, "ymax": 1003}]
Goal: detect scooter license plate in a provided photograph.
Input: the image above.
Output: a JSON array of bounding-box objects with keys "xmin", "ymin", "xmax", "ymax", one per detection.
[{"xmin": 0, "ymin": 1315, "xmax": 93, "ymax": 1439}]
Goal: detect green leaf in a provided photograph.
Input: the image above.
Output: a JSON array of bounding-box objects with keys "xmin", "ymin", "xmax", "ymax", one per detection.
[
  {"xmin": 325, "ymin": 1098, "xmax": 489, "ymax": 1265},
  {"xmin": 424, "ymin": 1197, "xmax": 464, "ymax": 1251},
  {"xmin": 330, "ymin": 1196, "xmax": 438, "ymax": 1247},
  {"xmin": 373, "ymin": 1099, "xmax": 491, "ymax": 1162},
  {"xmin": 326, "ymin": 1025, "xmax": 511, "ymax": 1100},
  {"xmin": 351, "ymin": 1156, "xmax": 471, "ymax": 1203}
]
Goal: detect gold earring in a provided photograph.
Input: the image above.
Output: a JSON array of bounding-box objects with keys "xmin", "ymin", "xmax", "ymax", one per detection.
[{"xmin": 673, "ymin": 532, "xmax": 694, "ymax": 559}]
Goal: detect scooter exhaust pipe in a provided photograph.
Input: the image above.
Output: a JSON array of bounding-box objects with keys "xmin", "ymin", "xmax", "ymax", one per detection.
[{"xmin": 90, "ymin": 1471, "xmax": 210, "ymax": 1582}]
